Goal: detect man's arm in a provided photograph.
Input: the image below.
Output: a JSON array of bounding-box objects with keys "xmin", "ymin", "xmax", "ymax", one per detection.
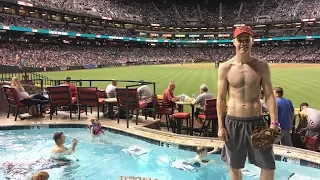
[
  {"xmin": 261, "ymin": 62, "xmax": 278, "ymax": 126},
  {"xmin": 207, "ymin": 147, "xmax": 220, "ymax": 154},
  {"xmin": 64, "ymin": 139, "xmax": 77, "ymax": 155},
  {"xmin": 64, "ymin": 146, "xmax": 76, "ymax": 155},
  {"xmin": 192, "ymin": 96, "xmax": 201, "ymax": 105},
  {"xmin": 217, "ymin": 64, "xmax": 228, "ymax": 129}
]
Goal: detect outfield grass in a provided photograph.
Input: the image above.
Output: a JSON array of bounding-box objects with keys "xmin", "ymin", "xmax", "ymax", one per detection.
[{"xmin": 41, "ymin": 63, "xmax": 320, "ymax": 110}]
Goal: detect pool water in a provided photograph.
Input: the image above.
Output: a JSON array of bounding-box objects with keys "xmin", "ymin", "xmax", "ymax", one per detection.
[{"xmin": 0, "ymin": 128, "xmax": 319, "ymax": 180}]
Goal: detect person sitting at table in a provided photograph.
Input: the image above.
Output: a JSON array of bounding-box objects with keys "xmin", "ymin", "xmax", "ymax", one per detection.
[
  {"xmin": 138, "ymin": 80, "xmax": 153, "ymax": 117},
  {"xmin": 60, "ymin": 76, "xmax": 77, "ymax": 98},
  {"xmin": 192, "ymin": 84, "xmax": 214, "ymax": 120},
  {"xmin": 11, "ymin": 77, "xmax": 49, "ymax": 115},
  {"xmin": 162, "ymin": 81, "xmax": 179, "ymax": 111},
  {"xmin": 104, "ymin": 79, "xmax": 118, "ymax": 118},
  {"xmin": 106, "ymin": 79, "xmax": 117, "ymax": 98},
  {"xmin": 137, "ymin": 80, "xmax": 153, "ymax": 108}
]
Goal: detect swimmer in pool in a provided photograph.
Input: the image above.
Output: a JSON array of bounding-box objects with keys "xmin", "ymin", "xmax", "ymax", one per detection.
[
  {"xmin": 188, "ymin": 146, "xmax": 220, "ymax": 167},
  {"xmin": 89, "ymin": 118, "xmax": 104, "ymax": 136},
  {"xmin": 51, "ymin": 131, "xmax": 77, "ymax": 158}
]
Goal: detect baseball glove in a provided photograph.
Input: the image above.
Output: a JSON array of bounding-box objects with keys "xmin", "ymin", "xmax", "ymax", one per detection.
[{"xmin": 250, "ymin": 126, "xmax": 280, "ymax": 150}]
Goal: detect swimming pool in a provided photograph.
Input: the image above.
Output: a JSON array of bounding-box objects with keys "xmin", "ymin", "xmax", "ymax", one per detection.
[{"xmin": 0, "ymin": 127, "xmax": 319, "ymax": 180}]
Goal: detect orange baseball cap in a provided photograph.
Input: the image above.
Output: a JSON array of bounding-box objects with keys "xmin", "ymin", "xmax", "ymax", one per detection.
[{"xmin": 233, "ymin": 26, "xmax": 254, "ymax": 38}]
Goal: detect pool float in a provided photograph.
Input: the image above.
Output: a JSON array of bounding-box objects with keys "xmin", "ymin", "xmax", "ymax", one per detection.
[
  {"xmin": 122, "ymin": 145, "xmax": 151, "ymax": 156},
  {"xmin": 170, "ymin": 159, "xmax": 199, "ymax": 172}
]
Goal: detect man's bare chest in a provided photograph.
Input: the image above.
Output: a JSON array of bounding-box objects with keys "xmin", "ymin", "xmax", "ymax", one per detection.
[{"xmin": 227, "ymin": 66, "xmax": 262, "ymax": 88}]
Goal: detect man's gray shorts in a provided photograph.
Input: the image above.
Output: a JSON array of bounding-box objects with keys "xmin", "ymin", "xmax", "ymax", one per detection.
[{"xmin": 221, "ymin": 115, "xmax": 276, "ymax": 170}]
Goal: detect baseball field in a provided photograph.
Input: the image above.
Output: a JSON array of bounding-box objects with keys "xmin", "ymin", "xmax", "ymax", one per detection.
[{"xmin": 41, "ymin": 63, "xmax": 320, "ymax": 110}]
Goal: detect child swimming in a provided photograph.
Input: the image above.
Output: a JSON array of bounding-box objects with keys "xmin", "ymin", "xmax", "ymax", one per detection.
[
  {"xmin": 170, "ymin": 146, "xmax": 220, "ymax": 172},
  {"xmin": 88, "ymin": 118, "xmax": 104, "ymax": 136},
  {"xmin": 188, "ymin": 146, "xmax": 220, "ymax": 167}
]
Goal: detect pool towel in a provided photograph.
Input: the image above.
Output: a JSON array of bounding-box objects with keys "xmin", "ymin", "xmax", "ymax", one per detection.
[
  {"xmin": 170, "ymin": 159, "xmax": 198, "ymax": 172},
  {"xmin": 122, "ymin": 145, "xmax": 151, "ymax": 156},
  {"xmin": 288, "ymin": 173, "xmax": 316, "ymax": 180}
]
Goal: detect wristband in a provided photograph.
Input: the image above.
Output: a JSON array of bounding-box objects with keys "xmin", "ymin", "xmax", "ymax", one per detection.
[{"xmin": 271, "ymin": 122, "xmax": 280, "ymax": 126}]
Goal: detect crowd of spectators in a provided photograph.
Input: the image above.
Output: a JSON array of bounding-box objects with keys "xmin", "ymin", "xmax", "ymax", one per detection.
[
  {"xmin": 1, "ymin": 41, "xmax": 319, "ymax": 68},
  {"xmin": 0, "ymin": 14, "xmax": 131, "ymax": 36},
  {"xmin": 21, "ymin": 0, "xmax": 320, "ymax": 25},
  {"xmin": 3, "ymin": 12, "xmax": 320, "ymax": 39}
]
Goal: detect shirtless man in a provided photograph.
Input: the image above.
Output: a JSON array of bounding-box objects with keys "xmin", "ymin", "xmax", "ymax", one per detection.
[
  {"xmin": 217, "ymin": 26, "xmax": 279, "ymax": 180},
  {"xmin": 51, "ymin": 132, "xmax": 78, "ymax": 158}
]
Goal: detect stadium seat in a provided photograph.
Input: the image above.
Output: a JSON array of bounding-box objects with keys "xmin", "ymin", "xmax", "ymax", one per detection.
[
  {"xmin": 171, "ymin": 112, "xmax": 190, "ymax": 135},
  {"xmin": 115, "ymin": 88, "xmax": 147, "ymax": 126},
  {"xmin": 195, "ymin": 98, "xmax": 218, "ymax": 137},
  {"xmin": 77, "ymin": 87, "xmax": 105, "ymax": 120},
  {"xmin": 304, "ymin": 136, "xmax": 320, "ymax": 152},
  {"xmin": 153, "ymin": 94, "xmax": 174, "ymax": 132},
  {"xmin": 47, "ymin": 86, "xmax": 77, "ymax": 120},
  {"xmin": 2, "ymin": 86, "xmax": 35, "ymax": 121}
]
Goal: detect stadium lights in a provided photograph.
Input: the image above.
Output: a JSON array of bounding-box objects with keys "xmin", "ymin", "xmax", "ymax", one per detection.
[
  {"xmin": 234, "ymin": 24, "xmax": 245, "ymax": 27},
  {"xmin": 17, "ymin": 1, "xmax": 34, "ymax": 7},
  {"xmin": 255, "ymin": 25, "xmax": 266, "ymax": 27},
  {"xmin": 102, "ymin": 16, "xmax": 112, "ymax": 20},
  {"xmin": 301, "ymin": 18, "xmax": 316, "ymax": 22}
]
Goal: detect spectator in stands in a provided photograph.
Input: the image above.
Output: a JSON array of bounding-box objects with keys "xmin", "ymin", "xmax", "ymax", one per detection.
[
  {"xmin": 61, "ymin": 77, "xmax": 77, "ymax": 98},
  {"xmin": 11, "ymin": 77, "xmax": 49, "ymax": 114},
  {"xmin": 299, "ymin": 103, "xmax": 320, "ymax": 138},
  {"xmin": 260, "ymin": 90, "xmax": 268, "ymax": 113},
  {"xmin": 192, "ymin": 84, "xmax": 214, "ymax": 120},
  {"xmin": 137, "ymin": 80, "xmax": 153, "ymax": 108},
  {"xmin": 106, "ymin": 79, "xmax": 117, "ymax": 98},
  {"xmin": 162, "ymin": 81, "xmax": 179, "ymax": 109},
  {"xmin": 273, "ymin": 87, "xmax": 294, "ymax": 147}
]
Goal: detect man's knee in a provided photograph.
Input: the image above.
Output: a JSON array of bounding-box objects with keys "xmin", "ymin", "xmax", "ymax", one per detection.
[
  {"xmin": 261, "ymin": 169, "xmax": 274, "ymax": 180},
  {"xmin": 229, "ymin": 168, "xmax": 242, "ymax": 180}
]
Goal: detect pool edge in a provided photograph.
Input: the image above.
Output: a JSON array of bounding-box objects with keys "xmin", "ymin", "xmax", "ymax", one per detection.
[{"xmin": 1, "ymin": 123, "xmax": 320, "ymax": 170}]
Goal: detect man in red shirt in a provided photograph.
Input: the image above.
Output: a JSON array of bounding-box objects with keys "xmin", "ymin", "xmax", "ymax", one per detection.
[
  {"xmin": 162, "ymin": 81, "xmax": 179, "ymax": 108},
  {"xmin": 61, "ymin": 77, "xmax": 77, "ymax": 97}
]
